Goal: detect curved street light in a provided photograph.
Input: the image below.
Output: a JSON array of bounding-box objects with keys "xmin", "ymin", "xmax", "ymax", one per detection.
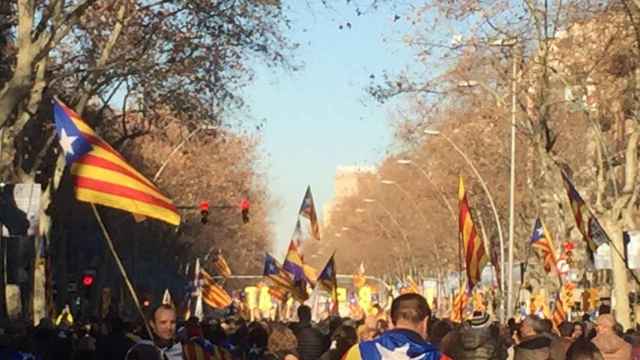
[{"xmin": 423, "ymin": 129, "xmax": 506, "ymax": 306}]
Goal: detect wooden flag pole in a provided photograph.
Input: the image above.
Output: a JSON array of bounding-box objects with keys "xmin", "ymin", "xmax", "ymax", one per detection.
[{"xmin": 91, "ymin": 204, "xmax": 153, "ymax": 339}]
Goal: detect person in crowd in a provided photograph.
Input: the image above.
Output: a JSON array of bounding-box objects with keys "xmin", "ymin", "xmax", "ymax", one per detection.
[
  {"xmin": 266, "ymin": 323, "xmax": 300, "ymax": 360},
  {"xmin": 96, "ymin": 317, "xmax": 136, "ymax": 360},
  {"xmin": 320, "ymin": 324, "xmax": 357, "ymax": 360},
  {"xmin": 356, "ymin": 316, "xmax": 378, "ymax": 342},
  {"xmin": 342, "ymin": 293, "xmax": 442, "ymax": 360},
  {"xmin": 514, "ymin": 316, "xmax": 552, "ymax": 360},
  {"xmin": 291, "ymin": 305, "xmax": 327, "ymax": 360},
  {"xmin": 566, "ymin": 337, "xmax": 604, "ymax": 360},
  {"xmin": 246, "ymin": 321, "xmax": 269, "ymax": 360},
  {"xmin": 427, "ymin": 319, "xmax": 452, "ymax": 350},
  {"xmin": 591, "ymin": 314, "xmax": 631, "ymax": 360},
  {"xmin": 573, "ymin": 322, "xmax": 585, "ymax": 340},
  {"xmin": 75, "ymin": 323, "xmax": 97, "ymax": 360},
  {"xmin": 442, "ymin": 310, "xmax": 507, "ymax": 359},
  {"xmin": 550, "ymin": 321, "xmax": 575, "ymax": 360},
  {"xmin": 126, "ymin": 304, "xmax": 184, "ymax": 360}
]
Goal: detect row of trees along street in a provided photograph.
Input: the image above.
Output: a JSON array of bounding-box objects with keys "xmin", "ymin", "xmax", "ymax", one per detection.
[
  {"xmin": 0, "ymin": 0, "xmax": 292, "ymax": 322},
  {"xmin": 305, "ymin": 1, "xmax": 640, "ymax": 329}
]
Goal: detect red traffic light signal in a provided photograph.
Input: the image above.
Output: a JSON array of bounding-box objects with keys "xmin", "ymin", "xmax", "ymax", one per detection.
[
  {"xmin": 82, "ymin": 274, "xmax": 94, "ymax": 287},
  {"xmin": 199, "ymin": 201, "xmax": 209, "ymax": 224},
  {"xmin": 240, "ymin": 198, "xmax": 250, "ymax": 224}
]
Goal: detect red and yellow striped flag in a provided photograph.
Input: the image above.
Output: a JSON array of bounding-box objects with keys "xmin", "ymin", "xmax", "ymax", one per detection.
[
  {"xmin": 551, "ymin": 293, "xmax": 566, "ymax": 329},
  {"xmin": 200, "ymin": 269, "xmax": 232, "ymax": 309},
  {"xmin": 53, "ymin": 99, "xmax": 180, "ymax": 225},
  {"xmin": 459, "ymin": 177, "xmax": 488, "ymax": 290},
  {"xmin": 268, "ymin": 286, "xmax": 289, "ymax": 302},
  {"xmin": 451, "ymin": 287, "xmax": 469, "ymax": 323},
  {"xmin": 212, "ymin": 253, "xmax": 232, "ymax": 278}
]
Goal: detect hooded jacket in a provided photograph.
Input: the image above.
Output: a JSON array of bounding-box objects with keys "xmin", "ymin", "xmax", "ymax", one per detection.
[
  {"xmin": 592, "ymin": 332, "xmax": 632, "ymax": 360},
  {"xmin": 514, "ymin": 335, "xmax": 551, "ymax": 360},
  {"xmin": 342, "ymin": 328, "xmax": 442, "ymax": 360},
  {"xmin": 453, "ymin": 323, "xmax": 508, "ymax": 360}
]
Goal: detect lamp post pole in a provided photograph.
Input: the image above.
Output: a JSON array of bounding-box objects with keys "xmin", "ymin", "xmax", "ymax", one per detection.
[{"xmin": 424, "ymin": 129, "xmax": 505, "ymax": 321}]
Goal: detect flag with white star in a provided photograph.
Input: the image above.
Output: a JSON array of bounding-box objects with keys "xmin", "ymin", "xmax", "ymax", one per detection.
[
  {"xmin": 317, "ymin": 253, "xmax": 338, "ymax": 314},
  {"xmin": 298, "ymin": 186, "xmax": 320, "ymax": 240},
  {"xmin": 530, "ymin": 217, "xmax": 558, "ymax": 275},
  {"xmin": 52, "ymin": 99, "xmax": 180, "ymax": 225}
]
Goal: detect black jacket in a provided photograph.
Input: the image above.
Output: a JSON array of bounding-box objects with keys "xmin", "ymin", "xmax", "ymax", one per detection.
[
  {"xmin": 445, "ymin": 323, "xmax": 508, "ymax": 360},
  {"xmin": 293, "ymin": 323, "xmax": 327, "ymax": 360}
]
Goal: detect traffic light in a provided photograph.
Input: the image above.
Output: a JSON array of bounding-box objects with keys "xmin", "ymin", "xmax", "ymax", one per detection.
[
  {"xmin": 81, "ymin": 269, "xmax": 96, "ymax": 298},
  {"xmin": 240, "ymin": 197, "xmax": 250, "ymax": 224},
  {"xmin": 199, "ymin": 201, "xmax": 209, "ymax": 224}
]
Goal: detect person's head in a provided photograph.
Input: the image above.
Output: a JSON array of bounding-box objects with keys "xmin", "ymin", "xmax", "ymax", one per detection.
[
  {"xmin": 566, "ymin": 337, "xmax": 604, "ymax": 360},
  {"xmin": 267, "ymin": 323, "xmax": 298, "ymax": 354},
  {"xmin": 520, "ymin": 316, "xmax": 545, "ymax": 338},
  {"xmin": 297, "ymin": 305, "xmax": 311, "ymax": 324},
  {"xmin": 573, "ymin": 322, "xmax": 584, "ymax": 339},
  {"xmin": 390, "ymin": 293, "xmax": 431, "ymax": 338},
  {"xmin": 595, "ymin": 314, "xmax": 615, "ymax": 336},
  {"xmin": 331, "ymin": 324, "xmax": 357, "ymax": 353},
  {"xmin": 559, "ymin": 321, "xmax": 575, "ymax": 338},
  {"xmin": 541, "ymin": 319, "xmax": 553, "ymax": 334},
  {"xmin": 149, "ymin": 304, "xmax": 177, "ymax": 341},
  {"xmin": 428, "ymin": 320, "xmax": 452, "ymax": 346}
]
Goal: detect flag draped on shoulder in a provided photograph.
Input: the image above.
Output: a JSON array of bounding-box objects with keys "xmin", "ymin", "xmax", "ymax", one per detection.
[
  {"xmin": 299, "ymin": 186, "xmax": 320, "ymax": 240},
  {"xmin": 200, "ymin": 269, "xmax": 232, "ymax": 309},
  {"xmin": 52, "ymin": 99, "xmax": 180, "ymax": 225},
  {"xmin": 458, "ymin": 177, "xmax": 487, "ymax": 290},
  {"xmin": 342, "ymin": 329, "xmax": 442, "ymax": 360},
  {"xmin": 530, "ymin": 218, "xmax": 558, "ymax": 275},
  {"xmin": 561, "ymin": 173, "xmax": 609, "ymax": 261}
]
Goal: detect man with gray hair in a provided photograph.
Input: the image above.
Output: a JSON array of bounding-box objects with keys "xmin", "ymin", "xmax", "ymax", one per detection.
[{"xmin": 514, "ymin": 316, "xmax": 552, "ymax": 360}]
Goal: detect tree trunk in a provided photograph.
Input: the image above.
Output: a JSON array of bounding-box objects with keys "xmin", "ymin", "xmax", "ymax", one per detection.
[{"xmin": 602, "ymin": 216, "xmax": 631, "ymax": 329}]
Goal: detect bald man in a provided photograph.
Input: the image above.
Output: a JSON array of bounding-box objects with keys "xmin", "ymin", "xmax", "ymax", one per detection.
[{"xmin": 592, "ymin": 314, "xmax": 631, "ymax": 360}]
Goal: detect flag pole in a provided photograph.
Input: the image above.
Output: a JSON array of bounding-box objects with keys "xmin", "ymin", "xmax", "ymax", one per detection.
[{"xmin": 91, "ymin": 204, "xmax": 153, "ymax": 339}]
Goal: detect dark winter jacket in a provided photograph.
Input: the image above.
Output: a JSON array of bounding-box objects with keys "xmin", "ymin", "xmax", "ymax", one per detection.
[
  {"xmin": 293, "ymin": 323, "xmax": 327, "ymax": 360},
  {"xmin": 442, "ymin": 323, "xmax": 507, "ymax": 360},
  {"xmin": 514, "ymin": 335, "xmax": 552, "ymax": 360},
  {"xmin": 549, "ymin": 337, "xmax": 573, "ymax": 360}
]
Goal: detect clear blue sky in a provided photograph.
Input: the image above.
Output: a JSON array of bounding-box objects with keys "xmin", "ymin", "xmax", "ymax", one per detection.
[{"xmin": 242, "ymin": 1, "xmax": 416, "ymax": 255}]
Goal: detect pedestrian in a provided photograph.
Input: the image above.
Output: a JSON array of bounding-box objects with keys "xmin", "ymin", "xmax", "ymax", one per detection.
[
  {"xmin": 126, "ymin": 304, "xmax": 184, "ymax": 360},
  {"xmin": 96, "ymin": 317, "xmax": 135, "ymax": 360},
  {"xmin": 591, "ymin": 314, "xmax": 631, "ymax": 360},
  {"xmin": 566, "ymin": 337, "xmax": 604, "ymax": 360},
  {"xmin": 342, "ymin": 293, "xmax": 442, "ymax": 360},
  {"xmin": 550, "ymin": 321, "xmax": 575, "ymax": 360},
  {"xmin": 514, "ymin": 316, "xmax": 552, "ymax": 360},
  {"xmin": 265, "ymin": 323, "xmax": 300, "ymax": 360},
  {"xmin": 319, "ymin": 324, "xmax": 357, "ymax": 360},
  {"xmin": 292, "ymin": 305, "xmax": 327, "ymax": 360},
  {"xmin": 443, "ymin": 310, "xmax": 507, "ymax": 359}
]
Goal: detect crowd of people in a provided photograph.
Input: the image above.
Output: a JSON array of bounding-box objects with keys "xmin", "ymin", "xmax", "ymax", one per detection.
[{"xmin": 1, "ymin": 293, "xmax": 640, "ymax": 359}]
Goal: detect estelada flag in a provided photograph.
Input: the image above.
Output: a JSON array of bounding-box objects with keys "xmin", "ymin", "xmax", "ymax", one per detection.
[
  {"xmin": 200, "ymin": 269, "xmax": 232, "ymax": 308},
  {"xmin": 561, "ymin": 172, "xmax": 609, "ymax": 263},
  {"xmin": 551, "ymin": 292, "xmax": 566, "ymax": 330},
  {"xmin": 299, "ymin": 186, "xmax": 320, "ymax": 240},
  {"xmin": 459, "ymin": 177, "xmax": 487, "ymax": 290},
  {"xmin": 268, "ymin": 286, "xmax": 289, "ymax": 302},
  {"xmin": 52, "ymin": 99, "xmax": 180, "ymax": 225},
  {"xmin": 530, "ymin": 218, "xmax": 559, "ymax": 275},
  {"xmin": 263, "ymin": 253, "xmax": 294, "ymax": 289}
]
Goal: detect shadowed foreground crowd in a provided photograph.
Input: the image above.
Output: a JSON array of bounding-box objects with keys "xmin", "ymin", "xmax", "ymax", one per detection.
[{"xmin": 1, "ymin": 293, "xmax": 639, "ymax": 360}]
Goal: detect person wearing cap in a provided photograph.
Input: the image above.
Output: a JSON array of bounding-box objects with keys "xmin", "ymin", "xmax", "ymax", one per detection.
[
  {"xmin": 591, "ymin": 314, "xmax": 631, "ymax": 360},
  {"xmin": 441, "ymin": 310, "xmax": 507, "ymax": 359}
]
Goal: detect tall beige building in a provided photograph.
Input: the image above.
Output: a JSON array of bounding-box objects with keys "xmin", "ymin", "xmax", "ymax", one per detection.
[{"xmin": 322, "ymin": 165, "xmax": 376, "ymax": 228}]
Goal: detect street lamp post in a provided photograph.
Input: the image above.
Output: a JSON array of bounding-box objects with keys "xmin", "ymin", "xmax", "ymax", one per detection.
[
  {"xmin": 396, "ymin": 159, "xmax": 456, "ymax": 221},
  {"xmin": 423, "ymin": 129, "xmax": 506, "ymax": 320},
  {"xmin": 362, "ymin": 198, "xmax": 417, "ymax": 277}
]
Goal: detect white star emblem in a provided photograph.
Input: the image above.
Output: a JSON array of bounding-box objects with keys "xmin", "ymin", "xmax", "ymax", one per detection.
[
  {"xmin": 375, "ymin": 343, "xmax": 426, "ymax": 360},
  {"xmin": 536, "ymin": 227, "xmax": 544, "ymax": 237},
  {"xmin": 59, "ymin": 128, "xmax": 78, "ymax": 156}
]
